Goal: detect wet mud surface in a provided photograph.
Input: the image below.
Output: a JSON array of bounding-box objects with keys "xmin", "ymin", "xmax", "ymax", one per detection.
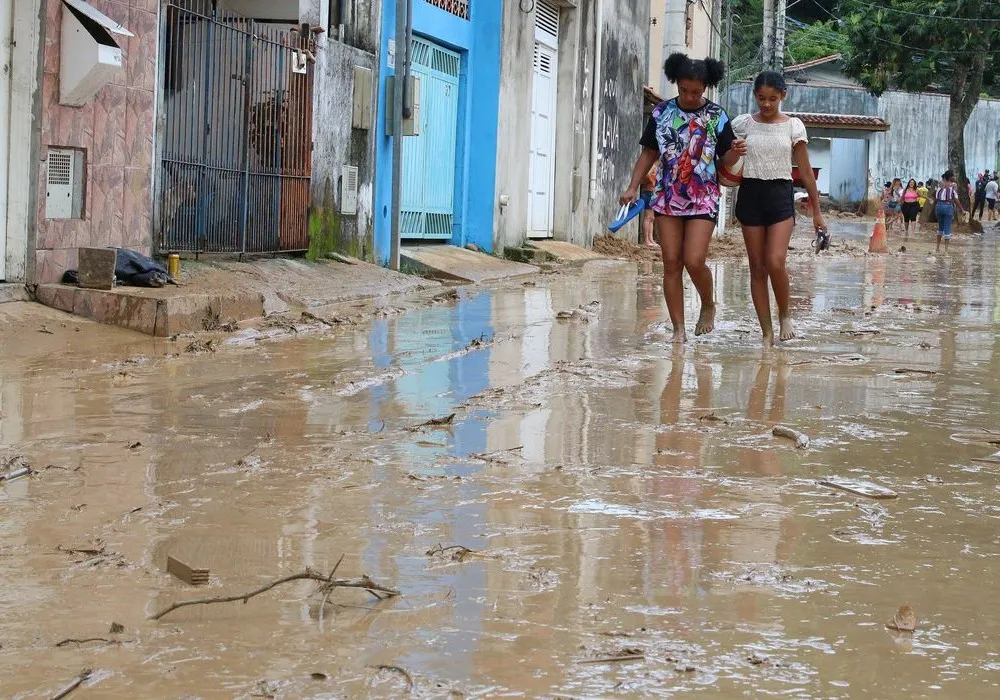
[{"xmin": 3, "ymin": 224, "xmax": 1000, "ymax": 697}]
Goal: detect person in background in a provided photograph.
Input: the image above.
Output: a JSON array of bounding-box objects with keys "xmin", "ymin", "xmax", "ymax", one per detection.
[
  {"xmin": 639, "ymin": 162, "xmax": 659, "ymax": 248},
  {"xmin": 916, "ymin": 181, "xmax": 929, "ymax": 234},
  {"xmin": 935, "ymin": 169, "xmax": 964, "ymax": 254},
  {"xmin": 620, "ymin": 53, "xmax": 743, "ymax": 343},
  {"xmin": 973, "ymin": 170, "xmax": 989, "ymax": 221},
  {"xmin": 901, "ymin": 179, "xmax": 920, "ymax": 238},
  {"xmin": 985, "ymin": 174, "xmax": 998, "ymax": 224},
  {"xmin": 884, "ymin": 178, "xmax": 903, "ymax": 230},
  {"xmin": 732, "ymin": 70, "xmax": 825, "ymax": 346}
]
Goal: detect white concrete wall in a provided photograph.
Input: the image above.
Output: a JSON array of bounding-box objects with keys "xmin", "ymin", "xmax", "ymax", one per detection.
[
  {"xmin": 495, "ymin": 0, "xmax": 650, "ymax": 251},
  {"xmin": 652, "ymin": 0, "xmax": 716, "ymax": 98},
  {"xmin": 829, "ymin": 138, "xmax": 868, "ymax": 205},
  {"xmin": 4, "ymin": 0, "xmax": 43, "ymax": 282},
  {"xmin": 810, "ymin": 138, "xmax": 831, "ymax": 195}
]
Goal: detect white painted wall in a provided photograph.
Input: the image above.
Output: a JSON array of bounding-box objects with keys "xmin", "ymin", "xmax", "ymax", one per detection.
[
  {"xmin": 829, "ymin": 138, "xmax": 868, "ymax": 205},
  {"xmin": 4, "ymin": 0, "xmax": 43, "ymax": 282},
  {"xmin": 809, "ymin": 138, "xmax": 831, "ymax": 195}
]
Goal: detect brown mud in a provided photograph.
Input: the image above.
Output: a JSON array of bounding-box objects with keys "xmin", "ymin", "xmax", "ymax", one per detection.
[{"xmin": 2, "ymin": 221, "xmax": 1000, "ymax": 697}]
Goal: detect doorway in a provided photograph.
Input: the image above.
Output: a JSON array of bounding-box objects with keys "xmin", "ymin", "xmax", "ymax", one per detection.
[{"xmin": 527, "ymin": 0, "xmax": 559, "ymax": 239}]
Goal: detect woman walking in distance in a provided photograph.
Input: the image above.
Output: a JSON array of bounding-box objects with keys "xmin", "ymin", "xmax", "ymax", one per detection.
[
  {"xmin": 901, "ymin": 179, "xmax": 920, "ymax": 238},
  {"xmin": 732, "ymin": 71, "xmax": 825, "ymax": 346},
  {"xmin": 935, "ymin": 169, "xmax": 964, "ymax": 254},
  {"xmin": 620, "ymin": 53, "xmax": 745, "ymax": 343}
]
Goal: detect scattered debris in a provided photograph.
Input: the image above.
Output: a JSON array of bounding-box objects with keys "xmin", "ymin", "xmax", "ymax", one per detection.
[
  {"xmin": 919, "ymin": 475, "xmax": 943, "ymax": 483},
  {"xmin": 260, "ymin": 316, "xmax": 299, "ymax": 333},
  {"xmin": 426, "ymin": 544, "xmax": 478, "ymax": 562},
  {"xmin": 885, "ymin": 604, "xmax": 917, "ymax": 632},
  {"xmin": 773, "ymin": 425, "xmax": 810, "ymax": 449},
  {"xmin": 310, "ymin": 672, "xmax": 329, "ymax": 681},
  {"xmin": 151, "ymin": 566, "xmax": 400, "ymax": 620},
  {"xmin": 185, "ymin": 338, "xmax": 216, "ymax": 354},
  {"xmin": 408, "ymin": 413, "xmax": 457, "ymax": 432},
  {"xmin": 219, "ymin": 321, "xmax": 240, "ymax": 333},
  {"xmin": 38, "ymin": 325, "xmax": 55, "ymax": 335},
  {"xmin": 126, "ymin": 441, "xmax": 142, "ymax": 450},
  {"xmin": 820, "ymin": 477, "xmax": 898, "ymax": 500},
  {"xmin": 840, "ymin": 328, "xmax": 882, "ymax": 337},
  {"xmin": 1, "ymin": 455, "xmax": 33, "ymax": 482},
  {"xmin": 369, "ymin": 664, "xmax": 414, "ymax": 692},
  {"xmin": 556, "ymin": 310, "xmax": 574, "ymax": 320},
  {"xmin": 674, "ymin": 664, "xmax": 697, "ymax": 673},
  {"xmin": 578, "ymin": 648, "xmax": 645, "ymax": 664},
  {"xmin": 971, "ymin": 456, "xmax": 1000, "ymax": 465},
  {"xmin": 109, "ymin": 622, "xmax": 124, "ymax": 634},
  {"xmin": 748, "ymin": 653, "xmax": 769, "ymax": 666},
  {"xmin": 167, "ymin": 555, "xmax": 210, "ymax": 586},
  {"xmin": 202, "ymin": 312, "xmax": 222, "ymax": 331},
  {"xmin": 50, "ymin": 668, "xmax": 93, "ymax": 700},
  {"xmin": 699, "ymin": 412, "xmax": 730, "ymax": 425},
  {"xmin": 55, "ymin": 637, "xmax": 120, "ymax": 648},
  {"xmin": 431, "ymin": 289, "xmax": 460, "ymax": 304},
  {"xmin": 301, "ymin": 311, "xmax": 331, "ymax": 325},
  {"xmin": 893, "ymin": 367, "xmax": 938, "ymax": 376}
]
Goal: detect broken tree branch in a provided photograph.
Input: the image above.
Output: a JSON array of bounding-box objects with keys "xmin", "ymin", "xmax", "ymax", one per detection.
[
  {"xmin": 55, "ymin": 638, "xmax": 118, "ymax": 648},
  {"xmin": 50, "ymin": 668, "xmax": 92, "ymax": 700},
  {"xmin": 773, "ymin": 425, "xmax": 810, "ymax": 449},
  {"xmin": 151, "ymin": 567, "xmax": 399, "ymax": 620}
]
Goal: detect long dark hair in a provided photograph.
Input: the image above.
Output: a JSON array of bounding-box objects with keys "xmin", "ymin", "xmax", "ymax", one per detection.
[
  {"xmin": 664, "ymin": 53, "xmax": 725, "ymax": 88},
  {"xmin": 906, "ymin": 179, "xmax": 917, "ymax": 191}
]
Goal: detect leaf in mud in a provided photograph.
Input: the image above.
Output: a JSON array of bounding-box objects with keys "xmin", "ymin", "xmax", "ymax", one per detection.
[
  {"xmin": 886, "ymin": 605, "xmax": 916, "ymax": 632},
  {"xmin": 310, "ymin": 672, "xmax": 328, "ymax": 681},
  {"xmin": 425, "ymin": 414, "xmax": 455, "ymax": 426}
]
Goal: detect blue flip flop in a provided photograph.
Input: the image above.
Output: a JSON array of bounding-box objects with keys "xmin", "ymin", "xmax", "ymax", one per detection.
[{"xmin": 608, "ymin": 199, "xmax": 646, "ymax": 233}]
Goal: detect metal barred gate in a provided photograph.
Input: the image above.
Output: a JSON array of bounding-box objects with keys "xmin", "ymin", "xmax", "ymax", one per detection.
[{"xmin": 156, "ymin": 0, "xmax": 314, "ymax": 254}]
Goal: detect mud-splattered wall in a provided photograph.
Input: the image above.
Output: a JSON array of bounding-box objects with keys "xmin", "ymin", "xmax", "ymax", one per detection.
[
  {"xmin": 494, "ymin": 0, "xmax": 648, "ymax": 251},
  {"xmin": 307, "ymin": 1, "xmax": 381, "ymax": 260}
]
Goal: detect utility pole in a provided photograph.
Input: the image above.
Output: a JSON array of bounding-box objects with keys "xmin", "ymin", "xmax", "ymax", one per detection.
[
  {"xmin": 773, "ymin": 0, "xmax": 787, "ymax": 71},
  {"xmin": 762, "ymin": 0, "xmax": 787, "ymax": 71},
  {"xmin": 389, "ymin": 0, "xmax": 408, "ymax": 271},
  {"xmin": 762, "ymin": 0, "xmax": 775, "ymax": 69}
]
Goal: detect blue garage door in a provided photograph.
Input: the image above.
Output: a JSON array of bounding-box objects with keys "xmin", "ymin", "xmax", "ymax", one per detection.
[{"xmin": 401, "ymin": 38, "xmax": 461, "ymax": 240}]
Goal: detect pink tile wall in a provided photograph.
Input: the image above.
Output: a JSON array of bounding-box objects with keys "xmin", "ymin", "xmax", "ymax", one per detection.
[{"xmin": 36, "ymin": 0, "xmax": 158, "ymax": 283}]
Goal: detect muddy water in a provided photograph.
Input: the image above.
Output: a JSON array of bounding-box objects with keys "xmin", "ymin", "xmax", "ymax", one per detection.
[{"xmin": 3, "ymin": 226, "xmax": 1000, "ymax": 698}]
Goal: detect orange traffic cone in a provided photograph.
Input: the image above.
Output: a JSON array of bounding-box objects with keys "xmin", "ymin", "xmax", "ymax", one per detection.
[{"xmin": 869, "ymin": 209, "xmax": 889, "ymax": 254}]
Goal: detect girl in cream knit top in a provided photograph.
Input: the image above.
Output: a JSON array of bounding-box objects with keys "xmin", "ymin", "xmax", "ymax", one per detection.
[{"xmin": 731, "ymin": 114, "xmax": 808, "ymax": 181}]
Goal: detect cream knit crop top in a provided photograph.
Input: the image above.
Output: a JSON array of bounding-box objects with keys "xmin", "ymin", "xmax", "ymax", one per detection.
[{"xmin": 732, "ymin": 114, "xmax": 808, "ymax": 181}]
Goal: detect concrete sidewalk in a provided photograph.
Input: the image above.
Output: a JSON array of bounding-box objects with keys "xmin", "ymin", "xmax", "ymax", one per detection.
[{"xmin": 35, "ymin": 256, "xmax": 438, "ymax": 337}]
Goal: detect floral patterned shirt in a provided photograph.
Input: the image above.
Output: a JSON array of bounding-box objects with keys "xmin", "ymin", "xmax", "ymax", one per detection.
[{"xmin": 640, "ymin": 98, "xmax": 735, "ymax": 218}]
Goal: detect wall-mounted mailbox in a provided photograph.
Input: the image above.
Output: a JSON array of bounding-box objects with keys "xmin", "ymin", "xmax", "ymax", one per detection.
[{"xmin": 60, "ymin": 0, "xmax": 133, "ymax": 107}]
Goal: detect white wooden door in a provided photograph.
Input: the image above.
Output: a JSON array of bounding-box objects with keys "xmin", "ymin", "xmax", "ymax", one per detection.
[
  {"xmin": 527, "ymin": 1, "xmax": 559, "ymax": 239},
  {"xmin": 0, "ymin": 0, "xmax": 11, "ymax": 280}
]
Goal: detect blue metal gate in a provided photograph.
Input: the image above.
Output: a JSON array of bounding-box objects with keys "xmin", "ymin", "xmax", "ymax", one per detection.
[{"xmin": 401, "ymin": 38, "xmax": 461, "ymax": 240}]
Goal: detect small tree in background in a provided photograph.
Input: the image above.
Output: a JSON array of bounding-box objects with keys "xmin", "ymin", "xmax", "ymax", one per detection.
[{"xmin": 839, "ymin": 0, "xmax": 1000, "ymax": 207}]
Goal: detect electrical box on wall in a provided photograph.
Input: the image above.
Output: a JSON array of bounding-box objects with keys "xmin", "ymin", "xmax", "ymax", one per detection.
[
  {"xmin": 341, "ymin": 166, "xmax": 359, "ymax": 215},
  {"xmin": 385, "ymin": 75, "xmax": 421, "ymax": 137},
  {"xmin": 46, "ymin": 148, "xmax": 85, "ymax": 220},
  {"xmin": 352, "ymin": 66, "xmax": 373, "ymax": 130},
  {"xmin": 60, "ymin": 0, "xmax": 133, "ymax": 107}
]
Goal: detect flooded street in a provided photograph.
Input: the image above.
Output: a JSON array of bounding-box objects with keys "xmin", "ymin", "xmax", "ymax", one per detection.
[{"xmin": 4, "ymin": 224, "xmax": 1000, "ymax": 698}]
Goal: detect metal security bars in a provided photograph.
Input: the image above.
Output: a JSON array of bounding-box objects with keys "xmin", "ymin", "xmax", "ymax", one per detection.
[{"xmin": 156, "ymin": 0, "xmax": 314, "ymax": 255}]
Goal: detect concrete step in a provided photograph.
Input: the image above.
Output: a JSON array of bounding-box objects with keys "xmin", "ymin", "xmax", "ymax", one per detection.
[{"xmin": 401, "ymin": 245, "xmax": 538, "ymax": 282}]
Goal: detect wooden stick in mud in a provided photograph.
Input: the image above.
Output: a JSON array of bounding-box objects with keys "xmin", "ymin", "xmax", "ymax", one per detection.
[
  {"xmin": 50, "ymin": 668, "xmax": 92, "ymax": 700},
  {"xmin": 151, "ymin": 567, "xmax": 399, "ymax": 620},
  {"xmin": 773, "ymin": 425, "xmax": 810, "ymax": 449},
  {"xmin": 578, "ymin": 654, "xmax": 645, "ymax": 664}
]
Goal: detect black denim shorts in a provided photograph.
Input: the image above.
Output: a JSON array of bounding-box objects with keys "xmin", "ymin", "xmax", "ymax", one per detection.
[{"xmin": 735, "ymin": 178, "xmax": 795, "ymax": 227}]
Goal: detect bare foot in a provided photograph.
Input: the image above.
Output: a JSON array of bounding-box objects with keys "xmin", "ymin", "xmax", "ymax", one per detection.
[
  {"xmin": 644, "ymin": 240, "xmax": 659, "ymax": 248},
  {"xmin": 671, "ymin": 327, "xmax": 687, "ymax": 344},
  {"xmin": 779, "ymin": 316, "xmax": 795, "ymax": 342},
  {"xmin": 762, "ymin": 333, "xmax": 774, "ymax": 348},
  {"xmin": 694, "ymin": 302, "xmax": 716, "ymax": 336}
]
